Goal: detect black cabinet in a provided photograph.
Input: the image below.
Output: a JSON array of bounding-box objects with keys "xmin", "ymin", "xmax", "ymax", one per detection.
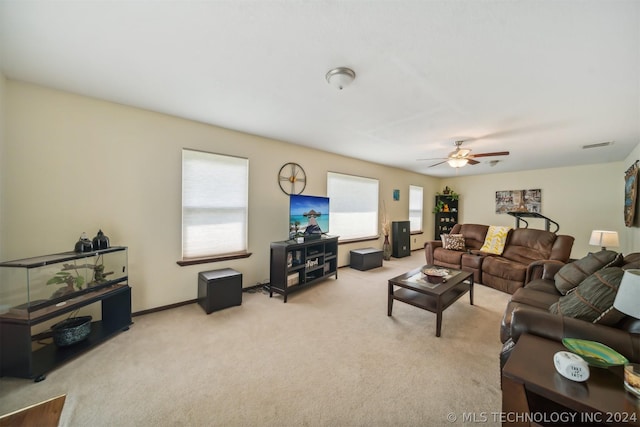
[
  {"xmin": 434, "ymin": 195, "xmax": 459, "ymax": 239},
  {"xmin": 269, "ymin": 236, "xmax": 338, "ymax": 302},
  {"xmin": 0, "ymin": 247, "xmax": 132, "ymax": 381},
  {"xmin": 391, "ymin": 221, "xmax": 411, "ymax": 258}
]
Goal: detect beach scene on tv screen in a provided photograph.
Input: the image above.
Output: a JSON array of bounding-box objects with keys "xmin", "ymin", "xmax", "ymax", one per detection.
[{"xmin": 290, "ymin": 195, "xmax": 330, "ymax": 234}]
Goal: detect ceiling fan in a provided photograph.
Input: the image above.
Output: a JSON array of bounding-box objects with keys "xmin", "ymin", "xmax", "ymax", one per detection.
[{"xmin": 419, "ymin": 140, "xmax": 509, "ymax": 168}]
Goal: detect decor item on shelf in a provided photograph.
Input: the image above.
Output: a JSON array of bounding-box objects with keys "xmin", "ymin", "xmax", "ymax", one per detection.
[
  {"xmin": 325, "ymin": 67, "xmax": 356, "ymax": 90},
  {"xmin": 589, "ymin": 230, "xmax": 619, "ymax": 251},
  {"xmin": 381, "ymin": 202, "xmax": 391, "ymax": 260},
  {"xmin": 92, "ymin": 229, "xmax": 110, "ymax": 250},
  {"xmin": 625, "ymin": 160, "xmax": 639, "ymax": 227},
  {"xmin": 51, "ymin": 315, "xmax": 92, "ymax": 347},
  {"xmin": 74, "ymin": 232, "xmax": 94, "ymax": 253},
  {"xmin": 432, "ymin": 199, "xmax": 445, "ymax": 214},
  {"xmin": 438, "ymin": 187, "xmax": 459, "ymax": 200}
]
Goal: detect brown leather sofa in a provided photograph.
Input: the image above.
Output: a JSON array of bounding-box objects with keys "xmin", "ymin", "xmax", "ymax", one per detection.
[
  {"xmin": 500, "ymin": 253, "xmax": 640, "ymax": 369},
  {"xmin": 424, "ymin": 223, "xmax": 488, "ymax": 283},
  {"xmin": 425, "ymin": 224, "xmax": 575, "ymax": 293}
]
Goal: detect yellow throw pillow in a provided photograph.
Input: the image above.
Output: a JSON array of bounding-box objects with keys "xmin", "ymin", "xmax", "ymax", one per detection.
[{"xmin": 480, "ymin": 225, "xmax": 511, "ymax": 255}]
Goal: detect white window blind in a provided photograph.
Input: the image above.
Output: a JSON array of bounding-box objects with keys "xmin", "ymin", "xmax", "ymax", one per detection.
[
  {"xmin": 182, "ymin": 149, "xmax": 248, "ymax": 259},
  {"xmin": 327, "ymin": 172, "xmax": 379, "ymax": 240},
  {"xmin": 409, "ymin": 185, "xmax": 423, "ymax": 232}
]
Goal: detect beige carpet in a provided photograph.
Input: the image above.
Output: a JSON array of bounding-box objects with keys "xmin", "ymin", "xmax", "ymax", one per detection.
[{"xmin": 0, "ymin": 250, "xmax": 511, "ymax": 426}]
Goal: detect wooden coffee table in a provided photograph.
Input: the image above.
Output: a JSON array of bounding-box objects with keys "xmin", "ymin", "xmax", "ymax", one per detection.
[{"xmin": 387, "ymin": 265, "xmax": 473, "ymax": 337}]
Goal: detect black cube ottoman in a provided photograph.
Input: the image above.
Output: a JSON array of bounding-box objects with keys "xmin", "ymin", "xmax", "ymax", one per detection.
[
  {"xmin": 198, "ymin": 268, "xmax": 242, "ymax": 314},
  {"xmin": 350, "ymin": 248, "xmax": 383, "ymax": 271}
]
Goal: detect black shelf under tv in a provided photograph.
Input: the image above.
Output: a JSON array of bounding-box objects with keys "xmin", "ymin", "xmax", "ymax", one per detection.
[{"xmin": 269, "ymin": 236, "xmax": 339, "ymax": 303}]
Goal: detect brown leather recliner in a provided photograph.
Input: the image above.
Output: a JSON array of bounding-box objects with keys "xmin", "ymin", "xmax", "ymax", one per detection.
[
  {"xmin": 499, "ymin": 254, "xmax": 640, "ymax": 370},
  {"xmin": 481, "ymin": 228, "xmax": 574, "ymax": 294},
  {"xmin": 424, "ymin": 223, "xmax": 489, "ymax": 283}
]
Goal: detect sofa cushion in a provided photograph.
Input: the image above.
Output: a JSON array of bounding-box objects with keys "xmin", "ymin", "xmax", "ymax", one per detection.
[
  {"xmin": 554, "ymin": 250, "xmax": 622, "ymax": 295},
  {"xmin": 511, "ymin": 287, "xmax": 560, "ymax": 310},
  {"xmin": 433, "ymin": 247, "xmax": 464, "ymax": 265},
  {"xmin": 441, "ymin": 234, "xmax": 465, "ymax": 251},
  {"xmin": 480, "ymin": 225, "xmax": 511, "ymax": 255},
  {"xmin": 549, "ymin": 266, "xmax": 625, "ymax": 325}
]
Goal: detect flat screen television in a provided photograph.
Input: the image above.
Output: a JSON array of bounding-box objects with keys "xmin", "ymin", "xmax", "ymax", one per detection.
[{"xmin": 289, "ymin": 194, "xmax": 330, "ymax": 238}]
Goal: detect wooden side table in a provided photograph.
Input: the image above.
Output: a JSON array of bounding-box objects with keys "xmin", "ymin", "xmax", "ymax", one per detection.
[{"xmin": 502, "ymin": 333, "xmax": 639, "ymax": 426}]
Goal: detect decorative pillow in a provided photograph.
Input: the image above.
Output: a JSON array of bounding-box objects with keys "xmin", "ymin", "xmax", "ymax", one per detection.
[
  {"xmin": 441, "ymin": 234, "xmax": 465, "ymax": 251},
  {"xmin": 549, "ymin": 266, "xmax": 626, "ymax": 325},
  {"xmin": 554, "ymin": 250, "xmax": 622, "ymax": 295},
  {"xmin": 479, "ymin": 226, "xmax": 511, "ymax": 255}
]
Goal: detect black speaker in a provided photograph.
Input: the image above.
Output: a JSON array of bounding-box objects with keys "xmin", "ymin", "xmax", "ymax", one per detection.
[{"xmin": 392, "ymin": 221, "xmax": 411, "ymax": 258}]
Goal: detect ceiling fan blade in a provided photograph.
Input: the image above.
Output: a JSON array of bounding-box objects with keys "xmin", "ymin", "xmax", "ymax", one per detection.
[
  {"xmin": 428, "ymin": 160, "xmax": 448, "ymax": 168},
  {"xmin": 467, "ymin": 159, "xmax": 480, "ymax": 165},
  {"xmin": 417, "ymin": 157, "xmax": 447, "ymax": 161},
  {"xmin": 469, "ymin": 151, "xmax": 510, "ymax": 158}
]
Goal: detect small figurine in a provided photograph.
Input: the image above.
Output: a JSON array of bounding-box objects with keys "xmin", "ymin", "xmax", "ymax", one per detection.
[{"xmin": 443, "ymin": 204, "xmax": 450, "ymax": 212}]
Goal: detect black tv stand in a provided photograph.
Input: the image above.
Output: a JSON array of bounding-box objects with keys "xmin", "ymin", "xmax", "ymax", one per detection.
[{"xmin": 269, "ymin": 236, "xmax": 338, "ymax": 302}]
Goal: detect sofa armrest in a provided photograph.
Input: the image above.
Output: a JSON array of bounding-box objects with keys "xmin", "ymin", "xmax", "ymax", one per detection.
[
  {"xmin": 424, "ymin": 240, "xmax": 443, "ymax": 265},
  {"xmin": 524, "ymin": 260, "xmax": 565, "ymax": 284},
  {"xmin": 509, "ymin": 308, "xmax": 640, "ymax": 363}
]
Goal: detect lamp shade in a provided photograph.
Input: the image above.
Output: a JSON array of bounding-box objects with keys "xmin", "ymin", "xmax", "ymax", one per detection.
[
  {"xmin": 614, "ymin": 269, "xmax": 640, "ymax": 319},
  {"xmin": 589, "ymin": 230, "xmax": 619, "ymax": 249},
  {"xmin": 447, "ymin": 158, "xmax": 469, "ymax": 168}
]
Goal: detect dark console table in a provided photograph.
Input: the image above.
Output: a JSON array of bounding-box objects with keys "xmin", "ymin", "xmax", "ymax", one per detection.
[
  {"xmin": 269, "ymin": 236, "xmax": 338, "ymax": 302},
  {"xmin": 502, "ymin": 333, "xmax": 639, "ymax": 426}
]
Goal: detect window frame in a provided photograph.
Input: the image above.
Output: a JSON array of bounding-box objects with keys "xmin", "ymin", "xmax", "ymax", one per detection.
[
  {"xmin": 327, "ymin": 172, "xmax": 380, "ymax": 242},
  {"xmin": 178, "ymin": 149, "xmax": 251, "ymax": 266}
]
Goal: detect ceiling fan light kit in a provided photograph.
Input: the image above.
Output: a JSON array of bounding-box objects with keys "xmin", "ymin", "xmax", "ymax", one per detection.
[
  {"xmin": 420, "ymin": 140, "xmax": 510, "ymax": 169},
  {"xmin": 325, "ymin": 67, "xmax": 356, "ymax": 90},
  {"xmin": 447, "ymin": 158, "xmax": 469, "ymax": 168}
]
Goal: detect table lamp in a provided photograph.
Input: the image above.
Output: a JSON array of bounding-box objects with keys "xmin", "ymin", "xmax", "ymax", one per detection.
[
  {"xmin": 614, "ymin": 269, "xmax": 640, "ymax": 320},
  {"xmin": 615, "ymin": 269, "xmax": 640, "ymax": 397},
  {"xmin": 589, "ymin": 230, "xmax": 619, "ymax": 251}
]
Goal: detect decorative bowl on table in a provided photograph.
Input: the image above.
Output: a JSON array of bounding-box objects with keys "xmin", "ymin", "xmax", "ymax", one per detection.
[
  {"xmin": 562, "ymin": 338, "xmax": 628, "ymax": 368},
  {"xmin": 421, "ymin": 267, "xmax": 448, "ymax": 284}
]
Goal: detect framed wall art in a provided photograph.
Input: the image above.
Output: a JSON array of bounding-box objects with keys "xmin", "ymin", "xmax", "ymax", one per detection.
[
  {"xmin": 624, "ymin": 160, "xmax": 638, "ymax": 227},
  {"xmin": 495, "ymin": 189, "xmax": 541, "ymax": 214}
]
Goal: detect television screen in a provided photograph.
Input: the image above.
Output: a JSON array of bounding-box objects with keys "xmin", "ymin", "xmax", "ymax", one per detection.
[{"xmin": 289, "ymin": 194, "xmax": 330, "ymax": 237}]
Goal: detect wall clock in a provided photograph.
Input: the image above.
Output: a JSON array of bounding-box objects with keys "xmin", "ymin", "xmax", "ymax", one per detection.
[{"xmin": 278, "ymin": 162, "xmax": 306, "ymax": 195}]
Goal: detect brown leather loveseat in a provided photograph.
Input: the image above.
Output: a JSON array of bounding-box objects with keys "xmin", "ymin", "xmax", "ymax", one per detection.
[
  {"xmin": 500, "ymin": 251, "xmax": 640, "ymax": 369},
  {"xmin": 425, "ymin": 224, "xmax": 575, "ymax": 294}
]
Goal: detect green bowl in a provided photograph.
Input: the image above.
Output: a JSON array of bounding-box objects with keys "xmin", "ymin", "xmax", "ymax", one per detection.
[{"xmin": 562, "ymin": 338, "xmax": 628, "ymax": 368}]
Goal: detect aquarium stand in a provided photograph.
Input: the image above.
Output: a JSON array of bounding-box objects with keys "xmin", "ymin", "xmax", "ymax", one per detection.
[{"xmin": 0, "ymin": 247, "xmax": 132, "ymax": 381}]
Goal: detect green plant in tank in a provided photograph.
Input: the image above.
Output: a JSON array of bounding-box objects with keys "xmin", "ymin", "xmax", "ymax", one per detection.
[{"xmin": 46, "ymin": 269, "xmax": 85, "ymax": 290}]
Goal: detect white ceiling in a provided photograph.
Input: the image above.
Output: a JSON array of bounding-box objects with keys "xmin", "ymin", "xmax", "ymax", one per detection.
[{"xmin": 1, "ymin": 0, "xmax": 638, "ymax": 177}]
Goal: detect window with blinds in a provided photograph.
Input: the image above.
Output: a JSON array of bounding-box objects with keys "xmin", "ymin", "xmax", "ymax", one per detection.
[
  {"xmin": 182, "ymin": 149, "xmax": 248, "ymax": 259},
  {"xmin": 327, "ymin": 172, "xmax": 379, "ymax": 240},
  {"xmin": 409, "ymin": 185, "xmax": 424, "ymax": 232}
]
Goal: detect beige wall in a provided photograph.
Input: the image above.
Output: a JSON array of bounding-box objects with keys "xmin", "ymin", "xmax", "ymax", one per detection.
[
  {"xmin": 2, "ymin": 80, "xmax": 639, "ymax": 311},
  {"xmin": 441, "ymin": 162, "xmax": 635, "ymax": 258},
  {"xmin": 1, "ymin": 81, "xmax": 438, "ymax": 311}
]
